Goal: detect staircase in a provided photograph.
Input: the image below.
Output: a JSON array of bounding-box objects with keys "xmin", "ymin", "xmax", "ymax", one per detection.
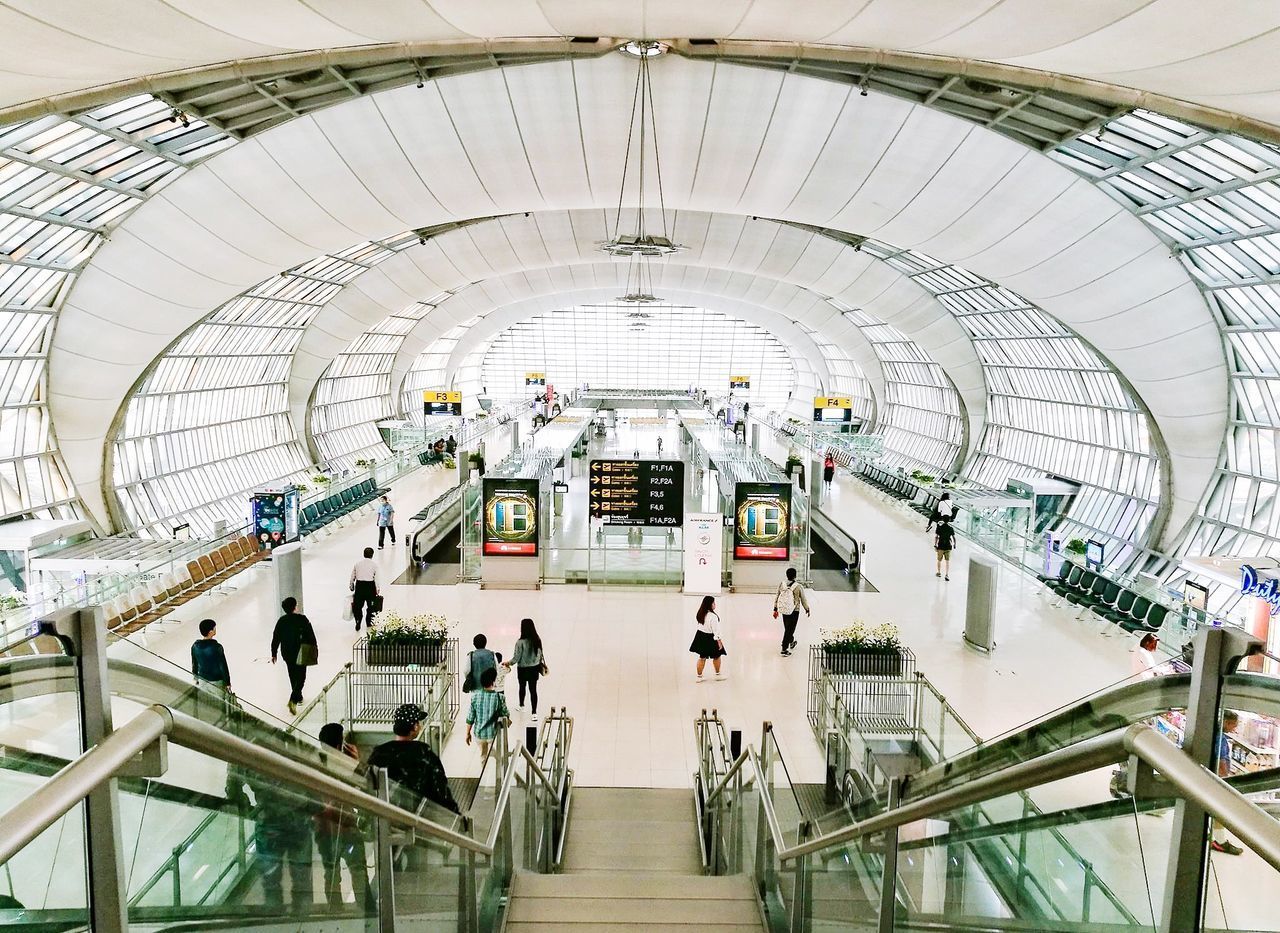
[{"xmin": 504, "ymin": 787, "xmax": 764, "ymax": 931}]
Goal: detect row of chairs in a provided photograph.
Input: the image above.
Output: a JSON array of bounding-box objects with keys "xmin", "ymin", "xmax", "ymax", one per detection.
[
  {"xmin": 299, "ymin": 478, "xmax": 388, "ymax": 536},
  {"xmin": 1041, "ymin": 562, "xmax": 1168, "ymax": 634},
  {"xmin": 107, "ymin": 535, "xmax": 265, "ymax": 636}
]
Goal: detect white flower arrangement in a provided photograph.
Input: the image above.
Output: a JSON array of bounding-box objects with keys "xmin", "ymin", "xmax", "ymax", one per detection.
[
  {"xmin": 818, "ymin": 620, "xmax": 902, "ymax": 654},
  {"xmin": 367, "ymin": 612, "xmax": 455, "ymax": 645}
]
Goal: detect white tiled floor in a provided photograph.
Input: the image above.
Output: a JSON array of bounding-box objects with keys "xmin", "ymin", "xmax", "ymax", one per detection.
[{"xmin": 108, "ymin": 437, "xmax": 1278, "ymax": 926}]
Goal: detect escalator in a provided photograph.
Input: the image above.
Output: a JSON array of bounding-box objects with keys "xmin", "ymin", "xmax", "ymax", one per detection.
[
  {"xmin": 0, "ymin": 653, "xmax": 507, "ymax": 931},
  {"xmin": 745, "ymin": 671, "xmax": 1280, "ymax": 930}
]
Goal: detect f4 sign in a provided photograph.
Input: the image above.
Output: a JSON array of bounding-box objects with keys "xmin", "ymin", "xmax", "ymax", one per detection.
[{"xmin": 1241, "ymin": 564, "xmax": 1280, "ymax": 615}]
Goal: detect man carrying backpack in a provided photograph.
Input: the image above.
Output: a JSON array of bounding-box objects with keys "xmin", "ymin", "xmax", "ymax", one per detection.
[{"xmin": 773, "ymin": 567, "xmax": 811, "ymax": 657}]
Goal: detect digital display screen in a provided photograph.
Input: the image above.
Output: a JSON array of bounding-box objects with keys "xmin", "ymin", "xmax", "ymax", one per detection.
[
  {"xmin": 1085, "ymin": 539, "xmax": 1105, "ymax": 567},
  {"xmin": 482, "ymin": 478, "xmax": 539, "ymax": 556},
  {"xmin": 733, "ymin": 482, "xmax": 791, "ymax": 560},
  {"xmin": 1184, "ymin": 580, "xmax": 1209, "ymax": 611},
  {"xmin": 252, "ymin": 489, "xmax": 299, "ymax": 552}
]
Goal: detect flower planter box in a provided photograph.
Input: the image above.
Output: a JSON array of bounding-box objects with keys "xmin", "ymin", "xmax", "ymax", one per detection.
[
  {"xmin": 821, "ymin": 650, "xmax": 906, "ymax": 678},
  {"xmin": 365, "ymin": 641, "xmax": 447, "ymax": 668}
]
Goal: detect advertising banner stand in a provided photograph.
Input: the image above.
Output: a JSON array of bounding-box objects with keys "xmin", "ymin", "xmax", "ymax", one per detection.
[
  {"xmin": 731, "ymin": 481, "xmax": 792, "ymax": 592},
  {"xmin": 683, "ymin": 513, "xmax": 723, "ymax": 594},
  {"xmin": 250, "ymin": 484, "xmax": 300, "ymax": 553}
]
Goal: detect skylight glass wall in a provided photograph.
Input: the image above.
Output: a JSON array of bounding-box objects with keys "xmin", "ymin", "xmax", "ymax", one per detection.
[
  {"xmin": 1052, "ymin": 110, "xmax": 1280, "ymax": 608},
  {"xmin": 862, "ymin": 242, "xmax": 1160, "ymax": 561},
  {"xmin": 475, "ymin": 304, "xmax": 803, "ymax": 410},
  {"xmin": 0, "ymin": 95, "xmax": 234, "ymax": 524},
  {"xmin": 111, "ymin": 237, "xmax": 418, "ymax": 538}
]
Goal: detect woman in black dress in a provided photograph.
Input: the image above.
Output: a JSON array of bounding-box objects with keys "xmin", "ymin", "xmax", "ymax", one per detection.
[{"xmin": 689, "ymin": 595, "xmax": 727, "ymax": 682}]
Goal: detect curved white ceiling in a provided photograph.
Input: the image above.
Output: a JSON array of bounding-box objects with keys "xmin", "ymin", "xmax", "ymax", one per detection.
[
  {"xmin": 49, "ymin": 55, "xmax": 1222, "ymax": 536},
  {"xmin": 6, "ymin": 2, "xmax": 1280, "ymax": 129},
  {"xmin": 286, "ymin": 208, "xmax": 977, "ymax": 444}
]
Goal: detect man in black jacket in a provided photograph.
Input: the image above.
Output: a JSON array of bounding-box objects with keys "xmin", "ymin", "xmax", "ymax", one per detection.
[
  {"xmin": 367, "ymin": 703, "xmax": 460, "ymax": 815},
  {"xmin": 271, "ymin": 597, "xmax": 317, "ymax": 716},
  {"xmin": 191, "ymin": 618, "xmax": 231, "ymax": 689}
]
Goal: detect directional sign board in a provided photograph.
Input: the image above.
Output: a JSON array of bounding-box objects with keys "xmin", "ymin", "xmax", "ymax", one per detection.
[{"xmin": 589, "ymin": 459, "xmax": 685, "ymax": 526}]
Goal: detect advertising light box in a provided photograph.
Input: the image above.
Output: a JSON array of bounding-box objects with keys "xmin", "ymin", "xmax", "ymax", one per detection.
[
  {"xmin": 733, "ymin": 482, "xmax": 791, "ymax": 560},
  {"xmin": 424, "ymin": 390, "xmax": 462, "ymax": 416},
  {"xmin": 482, "ymin": 478, "xmax": 539, "ymax": 556}
]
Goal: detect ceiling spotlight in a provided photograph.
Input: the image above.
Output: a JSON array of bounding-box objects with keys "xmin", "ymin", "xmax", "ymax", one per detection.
[
  {"xmin": 418, "ymin": 235, "xmax": 428, "ymax": 246},
  {"xmin": 169, "ymin": 108, "xmax": 190, "ymax": 127},
  {"xmin": 620, "ymin": 40, "xmax": 669, "ymax": 58},
  {"xmin": 414, "ymin": 62, "xmax": 427, "ymax": 89}
]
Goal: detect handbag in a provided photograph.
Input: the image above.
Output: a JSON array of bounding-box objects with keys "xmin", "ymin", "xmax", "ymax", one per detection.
[
  {"xmin": 539, "ymin": 659, "xmax": 549, "ymax": 677},
  {"xmin": 296, "ymin": 643, "xmax": 319, "ymax": 666},
  {"xmin": 370, "ymin": 594, "xmax": 384, "ymax": 614},
  {"xmin": 342, "ymin": 602, "xmax": 354, "ymax": 622},
  {"xmin": 462, "ymin": 651, "xmax": 476, "ymax": 693}
]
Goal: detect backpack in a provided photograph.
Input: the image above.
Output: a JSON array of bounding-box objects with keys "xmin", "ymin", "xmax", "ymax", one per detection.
[{"xmin": 776, "ymin": 582, "xmax": 797, "ymax": 615}]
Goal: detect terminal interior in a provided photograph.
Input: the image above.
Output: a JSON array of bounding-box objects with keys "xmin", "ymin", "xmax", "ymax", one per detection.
[{"xmin": 1, "ymin": 5, "xmax": 1280, "ymax": 931}]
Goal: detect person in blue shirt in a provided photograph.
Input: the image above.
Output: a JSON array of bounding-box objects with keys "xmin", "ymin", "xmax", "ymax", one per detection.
[
  {"xmin": 191, "ymin": 619, "xmax": 231, "ymax": 689},
  {"xmin": 376, "ymin": 496, "xmax": 396, "ymax": 549},
  {"xmin": 1211, "ymin": 710, "xmax": 1244, "ymax": 855},
  {"xmin": 468, "ymin": 633, "xmax": 497, "ymax": 688}
]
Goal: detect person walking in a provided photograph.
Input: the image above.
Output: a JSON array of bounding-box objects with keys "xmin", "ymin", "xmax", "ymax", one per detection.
[
  {"xmin": 773, "ymin": 567, "xmax": 811, "ymax": 657},
  {"xmin": 465, "ymin": 667, "xmax": 511, "ymax": 757},
  {"xmin": 445, "ymin": 435, "xmax": 457, "ymax": 456},
  {"xmin": 1212, "ymin": 711, "xmax": 1244, "ymax": 855},
  {"xmin": 271, "ymin": 597, "xmax": 317, "ymax": 716},
  {"xmin": 823, "ymin": 452, "xmax": 835, "ymax": 490},
  {"xmin": 349, "ymin": 547, "xmax": 379, "ymax": 631},
  {"xmin": 376, "ymin": 496, "xmax": 396, "ymax": 549},
  {"xmin": 690, "ymin": 595, "xmax": 727, "ymax": 682},
  {"xmin": 465, "ymin": 633, "xmax": 498, "ymax": 693},
  {"xmin": 505, "ymin": 618, "xmax": 545, "ymax": 721},
  {"xmin": 315, "ymin": 723, "xmax": 372, "ymax": 909},
  {"xmin": 926, "ymin": 493, "xmax": 956, "ymax": 531},
  {"xmin": 934, "ymin": 519, "xmax": 956, "ymax": 581},
  {"xmin": 191, "ymin": 618, "xmax": 231, "ymax": 689},
  {"xmin": 367, "ymin": 704, "xmax": 460, "ymax": 815}
]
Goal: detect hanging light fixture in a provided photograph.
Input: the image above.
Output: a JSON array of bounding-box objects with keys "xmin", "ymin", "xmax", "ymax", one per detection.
[
  {"xmin": 601, "ymin": 40, "xmax": 683, "ymax": 258},
  {"xmin": 615, "ymin": 253, "xmax": 663, "ymax": 303}
]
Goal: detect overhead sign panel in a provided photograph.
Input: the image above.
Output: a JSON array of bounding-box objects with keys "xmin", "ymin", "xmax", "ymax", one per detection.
[
  {"xmin": 814, "ymin": 395, "xmax": 853, "ymax": 423},
  {"xmin": 424, "ymin": 390, "xmax": 462, "ymax": 416},
  {"xmin": 589, "ymin": 459, "xmax": 685, "ymax": 527},
  {"xmin": 733, "ymin": 482, "xmax": 791, "ymax": 560},
  {"xmin": 729, "ymin": 375, "xmax": 751, "ymax": 389},
  {"xmin": 525, "ymin": 372, "xmax": 546, "ymax": 385}
]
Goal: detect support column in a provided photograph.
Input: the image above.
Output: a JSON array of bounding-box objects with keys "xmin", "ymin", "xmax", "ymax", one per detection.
[
  {"xmin": 1160, "ymin": 626, "xmax": 1262, "ymax": 932},
  {"xmin": 272, "ymin": 541, "xmax": 303, "ymax": 613},
  {"xmin": 49, "ymin": 606, "xmax": 129, "ymax": 933}
]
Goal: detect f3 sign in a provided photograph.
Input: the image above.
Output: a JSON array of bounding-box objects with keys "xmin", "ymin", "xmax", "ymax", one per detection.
[{"xmin": 1241, "ymin": 564, "xmax": 1280, "ymax": 615}]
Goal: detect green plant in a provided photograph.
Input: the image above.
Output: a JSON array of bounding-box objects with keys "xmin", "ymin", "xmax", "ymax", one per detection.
[
  {"xmin": 312, "ymin": 474, "xmax": 331, "ymax": 485},
  {"xmin": 0, "ymin": 594, "xmax": 24, "ymax": 614},
  {"xmin": 354, "ymin": 458, "xmax": 373, "ymax": 468},
  {"xmin": 1065, "ymin": 537, "xmax": 1088, "ymax": 555},
  {"xmin": 293, "ymin": 483, "xmax": 309, "ymax": 493},
  {"xmin": 443, "ymin": 455, "xmax": 456, "ymax": 469},
  {"xmin": 910, "ymin": 470, "xmax": 936, "ymax": 485},
  {"xmin": 366, "ymin": 612, "xmax": 454, "ymax": 646},
  {"xmin": 468, "ymin": 451, "xmax": 483, "ymax": 463},
  {"xmin": 819, "ymin": 621, "xmax": 902, "ymax": 655}
]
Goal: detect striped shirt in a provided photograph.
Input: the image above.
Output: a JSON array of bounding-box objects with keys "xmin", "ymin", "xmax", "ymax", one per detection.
[{"xmin": 467, "ymin": 688, "xmax": 510, "ymax": 741}]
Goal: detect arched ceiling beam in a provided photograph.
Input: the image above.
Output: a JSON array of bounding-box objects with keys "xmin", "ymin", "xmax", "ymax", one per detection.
[
  {"xmin": 49, "ymin": 56, "xmax": 1220, "ymax": 536},
  {"xmin": 285, "ymin": 208, "xmax": 979, "ymax": 454},
  {"xmin": 8, "ymin": 14, "xmax": 1280, "ymax": 142}
]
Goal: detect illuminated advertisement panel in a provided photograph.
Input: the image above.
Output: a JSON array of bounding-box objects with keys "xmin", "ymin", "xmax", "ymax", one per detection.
[
  {"xmin": 482, "ymin": 478, "xmax": 539, "ymax": 556},
  {"xmin": 733, "ymin": 482, "xmax": 791, "ymax": 560}
]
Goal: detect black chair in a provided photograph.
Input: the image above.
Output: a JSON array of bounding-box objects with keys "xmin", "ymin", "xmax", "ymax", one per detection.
[
  {"xmin": 1120, "ymin": 596, "xmax": 1152, "ymax": 631},
  {"xmin": 1123, "ymin": 602, "xmax": 1168, "ymax": 634},
  {"xmin": 1039, "ymin": 561, "xmax": 1070, "ymax": 586},
  {"xmin": 1102, "ymin": 589, "xmax": 1137, "ymax": 626},
  {"xmin": 1050, "ymin": 565, "xmax": 1084, "ymax": 599},
  {"xmin": 1086, "ymin": 580, "xmax": 1122, "ymax": 616},
  {"xmin": 1066, "ymin": 571, "xmax": 1098, "ymax": 606}
]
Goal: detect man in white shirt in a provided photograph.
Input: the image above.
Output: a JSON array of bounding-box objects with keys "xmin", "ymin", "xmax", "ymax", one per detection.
[{"xmin": 349, "ymin": 547, "xmax": 379, "ymax": 631}]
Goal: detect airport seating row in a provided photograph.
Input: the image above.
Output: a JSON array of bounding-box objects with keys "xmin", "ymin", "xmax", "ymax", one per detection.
[
  {"xmin": 299, "ymin": 478, "xmax": 387, "ymax": 535},
  {"xmin": 1041, "ymin": 562, "xmax": 1169, "ymax": 633}
]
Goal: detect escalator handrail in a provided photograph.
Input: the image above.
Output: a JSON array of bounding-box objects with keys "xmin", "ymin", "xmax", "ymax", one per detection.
[
  {"xmin": 756, "ymin": 722, "xmax": 1280, "ymax": 874},
  {"xmin": 904, "ymin": 672, "xmax": 1280, "ymax": 803},
  {"xmin": 0, "ymin": 704, "xmax": 495, "ymax": 867}
]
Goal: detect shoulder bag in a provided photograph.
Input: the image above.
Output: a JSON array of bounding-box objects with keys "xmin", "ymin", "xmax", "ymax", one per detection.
[
  {"xmin": 462, "ymin": 651, "xmax": 477, "ymax": 693},
  {"xmin": 296, "ymin": 643, "xmax": 319, "ymax": 666}
]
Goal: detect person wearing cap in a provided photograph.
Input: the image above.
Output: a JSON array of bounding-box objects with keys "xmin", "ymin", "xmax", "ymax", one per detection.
[{"xmin": 366, "ymin": 703, "xmax": 459, "ymax": 815}]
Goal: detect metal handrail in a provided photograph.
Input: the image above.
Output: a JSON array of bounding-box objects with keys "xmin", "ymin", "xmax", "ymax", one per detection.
[
  {"xmin": 0, "ymin": 704, "xmax": 495, "ymax": 866},
  {"xmin": 704, "ymin": 749, "xmax": 750, "ymax": 808},
  {"xmin": 755, "ymin": 723, "xmax": 1280, "ymax": 872}
]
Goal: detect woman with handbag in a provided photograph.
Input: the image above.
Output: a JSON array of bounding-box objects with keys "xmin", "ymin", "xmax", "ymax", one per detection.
[
  {"xmin": 504, "ymin": 618, "xmax": 546, "ymax": 721},
  {"xmin": 690, "ymin": 595, "xmax": 727, "ymax": 682}
]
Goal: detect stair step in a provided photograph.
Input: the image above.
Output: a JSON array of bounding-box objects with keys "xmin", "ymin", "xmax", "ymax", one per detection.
[
  {"xmin": 571, "ymin": 787, "xmax": 692, "ymax": 822},
  {"xmin": 514, "ymin": 872, "xmax": 754, "ymax": 900},
  {"xmin": 504, "ymin": 925, "xmax": 763, "ymax": 932},
  {"xmin": 508, "ymin": 895, "xmax": 760, "ymax": 924},
  {"xmin": 561, "ymin": 843, "xmax": 702, "ymax": 874}
]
